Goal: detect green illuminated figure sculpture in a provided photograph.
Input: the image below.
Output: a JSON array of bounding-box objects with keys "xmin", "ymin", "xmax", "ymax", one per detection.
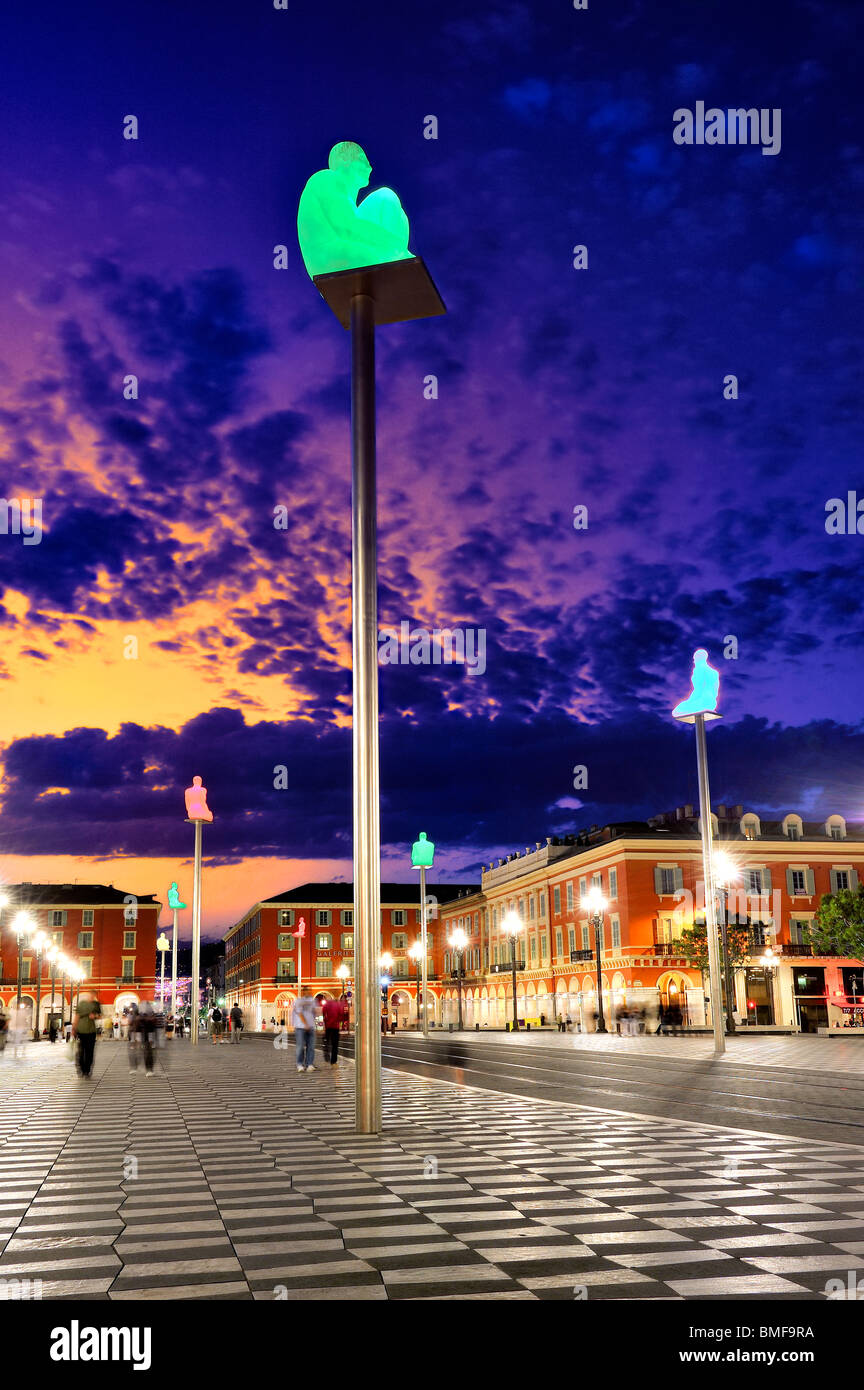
[
  {"xmin": 411, "ymin": 831, "xmax": 435, "ymax": 869},
  {"xmin": 297, "ymin": 142, "xmax": 413, "ymax": 279}
]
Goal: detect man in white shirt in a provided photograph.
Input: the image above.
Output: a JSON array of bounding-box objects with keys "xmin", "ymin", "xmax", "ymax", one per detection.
[{"xmin": 292, "ymin": 989, "xmax": 320, "ymax": 1072}]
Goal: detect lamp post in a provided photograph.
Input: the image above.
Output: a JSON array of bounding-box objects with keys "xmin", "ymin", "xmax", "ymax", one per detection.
[
  {"xmin": 585, "ymin": 887, "xmax": 608, "ymax": 1033},
  {"xmin": 157, "ymin": 933, "xmax": 170, "ymax": 1011},
  {"xmin": 13, "ymin": 911, "xmax": 35, "ymax": 1014},
  {"xmin": 184, "ymin": 776, "xmax": 213, "ymax": 1047},
  {"xmin": 336, "ymin": 961, "xmax": 350, "ymax": 1016},
  {"xmin": 713, "ymin": 852, "xmax": 740, "ymax": 1035},
  {"xmin": 502, "ymin": 910, "xmax": 523, "ymax": 1031},
  {"xmin": 408, "ymin": 941, "xmax": 423, "ymax": 1029},
  {"xmin": 447, "ymin": 927, "xmax": 468, "ymax": 1030},
  {"xmin": 46, "ymin": 945, "xmax": 58, "ymax": 1034},
  {"xmin": 380, "ymin": 952, "xmax": 393, "ymax": 1032},
  {"xmin": 167, "ymin": 882, "xmax": 186, "ymax": 1018},
  {"xmin": 31, "ymin": 930, "xmax": 48, "ymax": 1040},
  {"xmin": 411, "ymin": 832, "xmax": 435, "ymax": 1039}
]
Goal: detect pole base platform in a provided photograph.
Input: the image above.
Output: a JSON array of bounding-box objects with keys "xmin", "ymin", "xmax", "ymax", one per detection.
[{"xmin": 313, "ymin": 256, "xmax": 446, "ymax": 329}]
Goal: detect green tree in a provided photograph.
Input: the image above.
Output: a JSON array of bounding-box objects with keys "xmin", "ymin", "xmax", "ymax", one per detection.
[
  {"xmin": 809, "ymin": 885, "xmax": 864, "ymax": 959},
  {"xmin": 668, "ymin": 922, "xmax": 753, "ymax": 994}
]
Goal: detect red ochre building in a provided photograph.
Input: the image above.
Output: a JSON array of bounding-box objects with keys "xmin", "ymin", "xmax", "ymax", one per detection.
[
  {"xmin": 223, "ymin": 881, "xmax": 476, "ymax": 1030},
  {"xmin": 0, "ymin": 883, "xmax": 160, "ymax": 1030},
  {"xmin": 437, "ymin": 805, "xmax": 864, "ymax": 1033}
]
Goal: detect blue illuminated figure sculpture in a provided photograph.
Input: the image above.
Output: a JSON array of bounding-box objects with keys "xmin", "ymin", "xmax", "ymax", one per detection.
[
  {"xmin": 411, "ymin": 831, "xmax": 435, "ymax": 869},
  {"xmin": 168, "ymin": 882, "xmax": 187, "ymax": 911},
  {"xmin": 297, "ymin": 142, "xmax": 412, "ymax": 279},
  {"xmin": 672, "ymin": 648, "xmax": 720, "ymax": 718}
]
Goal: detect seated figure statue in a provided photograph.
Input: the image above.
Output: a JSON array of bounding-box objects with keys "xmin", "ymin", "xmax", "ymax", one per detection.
[
  {"xmin": 297, "ymin": 142, "xmax": 412, "ymax": 279},
  {"xmin": 672, "ymin": 649, "xmax": 720, "ymax": 718},
  {"xmin": 184, "ymin": 775, "xmax": 213, "ymax": 823}
]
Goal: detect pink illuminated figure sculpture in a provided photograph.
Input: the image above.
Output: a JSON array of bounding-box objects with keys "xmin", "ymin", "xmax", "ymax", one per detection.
[{"xmin": 184, "ymin": 776, "xmax": 213, "ymax": 823}]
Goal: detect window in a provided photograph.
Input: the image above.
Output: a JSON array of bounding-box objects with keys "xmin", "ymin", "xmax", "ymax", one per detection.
[
  {"xmin": 316, "ymin": 933, "xmax": 332, "ymax": 950},
  {"xmin": 789, "ymin": 920, "xmax": 812, "ymax": 946},
  {"xmin": 341, "ymin": 932, "xmax": 354, "ymax": 950},
  {"xmin": 341, "ymin": 909, "xmax": 353, "ymax": 926},
  {"xmin": 124, "ymin": 905, "xmax": 137, "ymax": 925},
  {"xmin": 121, "ymin": 959, "xmax": 135, "ymax": 979},
  {"xmin": 316, "ymin": 910, "xmax": 331, "ymax": 927},
  {"xmin": 611, "ymin": 916, "xmax": 621, "ymax": 949},
  {"xmin": 787, "ymin": 824, "xmax": 800, "ymax": 840},
  {"xmin": 581, "ymin": 925, "xmax": 590, "ymax": 950},
  {"xmin": 79, "ymin": 958, "xmax": 93, "ymax": 979},
  {"xmin": 51, "ymin": 910, "xmax": 67, "ymax": 927},
  {"xmin": 51, "ymin": 931, "xmax": 63, "ymax": 946},
  {"xmin": 278, "ymin": 910, "xmax": 294, "ymax": 927},
  {"xmin": 556, "ymin": 930, "xmax": 563, "ymax": 957},
  {"xmin": 743, "ymin": 820, "xmax": 758, "ymax": 841},
  {"xmin": 20, "ymin": 959, "xmax": 31, "ymax": 979},
  {"xmin": 832, "ymin": 825, "xmax": 844, "ymax": 841},
  {"xmin": 529, "ymin": 896, "xmax": 535, "ymax": 921},
  {"xmin": 82, "ymin": 909, "xmax": 94, "ymax": 927},
  {"xmin": 579, "ymin": 878, "xmax": 588, "ymax": 901},
  {"xmin": 833, "ymin": 871, "xmax": 850, "ymax": 892},
  {"xmin": 592, "ymin": 873, "xmax": 602, "ymax": 891},
  {"xmin": 566, "ymin": 882, "xmax": 574, "ymax": 911},
  {"xmin": 394, "ymin": 958, "xmax": 409, "ymax": 977},
  {"xmin": 277, "ymin": 932, "xmax": 294, "ymax": 950},
  {"xmin": 540, "ymin": 934, "xmax": 549, "ymax": 962},
  {"xmin": 78, "ymin": 931, "xmax": 94, "ymax": 950},
  {"xmin": 539, "ymin": 890, "xmax": 546, "ymax": 917},
  {"xmin": 790, "ymin": 871, "xmax": 807, "ymax": 896},
  {"xmin": 392, "ymin": 910, "xmax": 406, "ymax": 926},
  {"xmin": 443, "ymin": 952, "xmax": 450, "ymax": 973},
  {"xmin": 277, "ymin": 959, "xmax": 296, "ymax": 978},
  {"xmin": 315, "ymin": 960, "xmax": 330, "ymax": 978},
  {"xmin": 529, "ymin": 936, "xmax": 537, "ymax": 961},
  {"xmin": 123, "ymin": 930, "xmax": 136, "ymax": 949},
  {"xmin": 342, "ymin": 958, "xmax": 354, "ymax": 975},
  {"xmin": 655, "ymin": 867, "xmax": 682, "ymax": 895},
  {"xmin": 392, "ymin": 932, "xmax": 408, "ymax": 950},
  {"xmin": 609, "ymin": 868, "xmax": 618, "ymax": 899},
  {"xmin": 568, "ymin": 927, "xmax": 576, "ymax": 953},
  {"xmin": 553, "ymin": 886, "xmax": 561, "ymax": 914}
]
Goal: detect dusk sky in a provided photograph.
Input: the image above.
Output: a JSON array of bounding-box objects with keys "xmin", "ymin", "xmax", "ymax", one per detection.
[{"xmin": 0, "ymin": 0, "xmax": 861, "ymax": 936}]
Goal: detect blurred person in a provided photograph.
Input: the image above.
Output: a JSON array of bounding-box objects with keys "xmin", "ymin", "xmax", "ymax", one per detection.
[
  {"xmin": 72, "ymin": 991, "xmax": 102, "ymax": 1079},
  {"xmin": 0, "ymin": 1002, "xmax": 8, "ymax": 1054},
  {"xmin": 47, "ymin": 1014, "xmax": 58, "ymax": 1044},
  {"xmin": 9, "ymin": 1001, "xmax": 30, "ymax": 1061},
  {"xmin": 292, "ymin": 988, "xmax": 319, "ymax": 1072},
  {"xmin": 127, "ymin": 1002, "xmax": 141, "ymax": 1072},
  {"xmin": 229, "ymin": 1002, "xmax": 243, "ymax": 1042},
  {"xmin": 321, "ymin": 995, "xmax": 346, "ymax": 1067},
  {"xmin": 138, "ymin": 1001, "xmax": 159, "ymax": 1075},
  {"xmin": 175, "ymin": 1013, "xmax": 185, "ymax": 1039}
]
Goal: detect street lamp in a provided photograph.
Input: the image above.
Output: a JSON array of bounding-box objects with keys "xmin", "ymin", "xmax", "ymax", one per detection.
[
  {"xmin": 502, "ymin": 910, "xmax": 523, "ymax": 1031},
  {"xmin": 46, "ymin": 945, "xmax": 59, "ymax": 1037},
  {"xmin": 157, "ymin": 933, "xmax": 170, "ymax": 1010},
  {"xmin": 30, "ymin": 930, "xmax": 48, "ymax": 1040},
  {"xmin": 447, "ymin": 927, "xmax": 468, "ymax": 1031},
  {"xmin": 380, "ymin": 953, "xmax": 393, "ymax": 1033},
  {"xmin": 408, "ymin": 941, "xmax": 423, "ymax": 1030},
  {"xmin": 585, "ymin": 886, "xmax": 608, "ymax": 1034},
  {"xmin": 12, "ymin": 911, "xmax": 35, "ymax": 1013},
  {"xmin": 336, "ymin": 962, "xmax": 350, "ymax": 1023},
  {"xmin": 713, "ymin": 851, "xmax": 740, "ymax": 1035}
]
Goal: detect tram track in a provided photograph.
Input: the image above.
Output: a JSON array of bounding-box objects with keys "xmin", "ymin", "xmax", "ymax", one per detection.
[{"xmin": 340, "ymin": 1035, "xmax": 864, "ymax": 1144}]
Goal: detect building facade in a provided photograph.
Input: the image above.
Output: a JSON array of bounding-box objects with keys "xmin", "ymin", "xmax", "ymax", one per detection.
[
  {"xmin": 224, "ymin": 882, "xmax": 476, "ymax": 1029},
  {"xmin": 435, "ymin": 806, "xmax": 864, "ymax": 1032},
  {"xmin": 0, "ymin": 883, "xmax": 161, "ymax": 1030}
]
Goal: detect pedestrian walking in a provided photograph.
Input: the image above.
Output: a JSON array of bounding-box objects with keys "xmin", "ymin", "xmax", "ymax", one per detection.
[
  {"xmin": 72, "ymin": 991, "xmax": 102, "ymax": 1079},
  {"xmin": 138, "ymin": 1001, "xmax": 159, "ymax": 1075},
  {"xmin": 292, "ymin": 988, "xmax": 319, "ymax": 1072},
  {"xmin": 229, "ymin": 1002, "xmax": 243, "ymax": 1042},
  {"xmin": 210, "ymin": 1005, "xmax": 224, "ymax": 1043},
  {"xmin": 127, "ymin": 1002, "xmax": 141, "ymax": 1071},
  {"xmin": 321, "ymin": 996, "xmax": 346, "ymax": 1067},
  {"xmin": 9, "ymin": 1001, "xmax": 31, "ymax": 1060},
  {"xmin": 175, "ymin": 1013, "xmax": 185, "ymax": 1039},
  {"xmin": 0, "ymin": 1003, "xmax": 8, "ymax": 1055}
]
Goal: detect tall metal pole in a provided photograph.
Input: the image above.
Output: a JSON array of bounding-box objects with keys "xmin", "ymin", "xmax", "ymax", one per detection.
[
  {"xmin": 593, "ymin": 912, "xmax": 607, "ymax": 1033},
  {"xmin": 456, "ymin": 949, "xmax": 464, "ymax": 1030},
  {"xmin": 718, "ymin": 885, "xmax": 736, "ymax": 1034},
  {"xmin": 190, "ymin": 819, "xmax": 203, "ymax": 1046},
  {"xmin": 171, "ymin": 908, "xmax": 178, "ymax": 1017},
  {"xmin": 49, "ymin": 961, "xmax": 56, "ymax": 1025},
  {"xmin": 694, "ymin": 713, "xmax": 726, "ymax": 1056},
  {"xmin": 351, "ymin": 291, "xmax": 382, "ymax": 1135},
  {"xmin": 160, "ymin": 948, "xmax": 166, "ymax": 1009},
  {"xmin": 16, "ymin": 932, "xmax": 23, "ymax": 1009},
  {"xmin": 34, "ymin": 949, "xmax": 42, "ymax": 1040},
  {"xmin": 419, "ymin": 864, "xmax": 428, "ymax": 1038},
  {"xmin": 511, "ymin": 936, "xmax": 518, "ymax": 1030}
]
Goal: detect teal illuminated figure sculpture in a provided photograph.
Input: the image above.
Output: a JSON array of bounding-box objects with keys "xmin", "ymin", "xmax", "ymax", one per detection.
[
  {"xmin": 297, "ymin": 142, "xmax": 412, "ymax": 278},
  {"xmin": 411, "ymin": 832, "xmax": 435, "ymax": 869},
  {"xmin": 167, "ymin": 882, "xmax": 187, "ymax": 911},
  {"xmin": 672, "ymin": 648, "xmax": 720, "ymax": 718}
]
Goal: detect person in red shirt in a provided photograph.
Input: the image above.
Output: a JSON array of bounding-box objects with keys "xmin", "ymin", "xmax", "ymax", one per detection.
[{"xmin": 322, "ymin": 996, "xmax": 346, "ymax": 1066}]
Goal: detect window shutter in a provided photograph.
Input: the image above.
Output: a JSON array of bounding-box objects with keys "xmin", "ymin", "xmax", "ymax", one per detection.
[
  {"xmin": 761, "ymin": 867, "xmax": 772, "ymax": 892},
  {"xmin": 830, "ymin": 870, "xmax": 839, "ymax": 894},
  {"xmin": 785, "ymin": 869, "xmax": 795, "ymax": 895},
  {"xmin": 673, "ymin": 867, "xmax": 684, "ymax": 891},
  {"xmin": 805, "ymin": 869, "xmax": 815, "ymax": 895},
  {"xmin": 851, "ymin": 870, "xmax": 860, "ymax": 891},
  {"xmin": 654, "ymin": 868, "xmax": 664, "ymax": 894}
]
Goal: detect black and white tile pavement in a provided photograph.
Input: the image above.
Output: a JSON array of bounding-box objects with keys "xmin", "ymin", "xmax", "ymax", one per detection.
[{"xmin": 3, "ymin": 1038, "xmax": 864, "ymax": 1300}]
